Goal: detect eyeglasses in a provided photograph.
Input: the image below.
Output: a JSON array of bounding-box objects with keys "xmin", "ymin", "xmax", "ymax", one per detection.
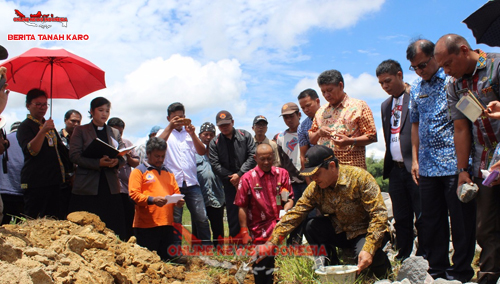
[
  {"xmin": 409, "ymin": 56, "xmax": 433, "ymax": 71},
  {"xmin": 31, "ymin": 102, "xmax": 49, "ymax": 108}
]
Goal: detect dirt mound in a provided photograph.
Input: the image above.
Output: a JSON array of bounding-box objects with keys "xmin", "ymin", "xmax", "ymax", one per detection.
[{"xmin": 0, "ymin": 212, "xmax": 221, "ymax": 284}]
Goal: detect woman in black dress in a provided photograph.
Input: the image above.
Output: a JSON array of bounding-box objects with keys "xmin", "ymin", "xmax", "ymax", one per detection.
[
  {"xmin": 69, "ymin": 97, "xmax": 127, "ymax": 239},
  {"xmin": 17, "ymin": 88, "xmax": 71, "ymax": 219}
]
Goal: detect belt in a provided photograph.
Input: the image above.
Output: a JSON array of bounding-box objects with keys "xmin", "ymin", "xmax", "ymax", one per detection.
[{"xmin": 394, "ymin": 161, "xmax": 405, "ymax": 168}]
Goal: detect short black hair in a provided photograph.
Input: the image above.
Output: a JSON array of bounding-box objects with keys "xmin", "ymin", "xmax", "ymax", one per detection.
[
  {"xmin": 376, "ymin": 59, "xmax": 403, "ymax": 77},
  {"xmin": 26, "ymin": 88, "xmax": 47, "ymax": 104},
  {"xmin": 167, "ymin": 102, "xmax": 185, "ymax": 117},
  {"xmin": 317, "ymin": 70, "xmax": 344, "ymax": 86},
  {"xmin": 406, "ymin": 39, "xmax": 435, "ymax": 61},
  {"xmin": 64, "ymin": 109, "xmax": 82, "ymax": 120},
  {"xmin": 108, "ymin": 117, "xmax": 125, "ymax": 128},
  {"xmin": 146, "ymin": 137, "xmax": 167, "ymax": 154},
  {"xmin": 297, "ymin": 88, "xmax": 319, "ymax": 100}
]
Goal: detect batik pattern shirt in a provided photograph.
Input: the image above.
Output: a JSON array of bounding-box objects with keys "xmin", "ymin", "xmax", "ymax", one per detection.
[
  {"xmin": 234, "ymin": 166, "xmax": 293, "ymax": 242},
  {"xmin": 269, "ymin": 165, "xmax": 388, "ymax": 255},
  {"xmin": 298, "ymin": 116, "xmax": 313, "ymax": 147},
  {"xmin": 447, "ymin": 50, "xmax": 500, "ymax": 177},
  {"xmin": 410, "ymin": 68, "xmax": 457, "ymax": 177},
  {"xmin": 309, "ymin": 95, "xmax": 377, "ymax": 169}
]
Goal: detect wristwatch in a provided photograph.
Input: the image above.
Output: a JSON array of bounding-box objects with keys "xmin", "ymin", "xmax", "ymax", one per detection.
[{"xmin": 457, "ymin": 168, "xmax": 468, "ymax": 174}]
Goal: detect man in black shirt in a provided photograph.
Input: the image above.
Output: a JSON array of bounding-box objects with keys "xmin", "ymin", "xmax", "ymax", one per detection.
[{"xmin": 209, "ymin": 110, "xmax": 256, "ymax": 239}]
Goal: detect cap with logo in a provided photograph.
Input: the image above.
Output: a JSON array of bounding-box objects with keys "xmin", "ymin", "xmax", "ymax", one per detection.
[
  {"xmin": 216, "ymin": 110, "xmax": 233, "ymax": 126},
  {"xmin": 200, "ymin": 122, "xmax": 216, "ymax": 134},
  {"xmin": 300, "ymin": 145, "xmax": 336, "ymax": 176},
  {"xmin": 280, "ymin": 102, "xmax": 299, "ymax": 116},
  {"xmin": 253, "ymin": 115, "xmax": 268, "ymax": 126}
]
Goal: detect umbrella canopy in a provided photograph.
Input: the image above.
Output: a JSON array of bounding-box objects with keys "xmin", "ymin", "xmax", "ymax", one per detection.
[
  {"xmin": 0, "ymin": 47, "xmax": 106, "ymax": 101},
  {"xmin": 463, "ymin": 0, "xmax": 500, "ymax": 47}
]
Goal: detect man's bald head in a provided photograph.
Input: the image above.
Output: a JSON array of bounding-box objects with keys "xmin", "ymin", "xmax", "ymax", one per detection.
[
  {"xmin": 436, "ymin": 34, "xmax": 471, "ymax": 56},
  {"xmin": 255, "ymin": 143, "xmax": 274, "ymax": 172},
  {"xmin": 434, "ymin": 33, "xmax": 477, "ymax": 79},
  {"xmin": 256, "ymin": 143, "xmax": 273, "ymax": 156}
]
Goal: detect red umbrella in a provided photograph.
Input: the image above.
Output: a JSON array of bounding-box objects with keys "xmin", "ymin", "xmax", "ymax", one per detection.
[{"xmin": 0, "ymin": 47, "xmax": 106, "ymax": 116}]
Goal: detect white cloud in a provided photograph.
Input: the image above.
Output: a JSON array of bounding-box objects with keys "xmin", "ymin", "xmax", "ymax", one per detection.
[
  {"xmin": 366, "ymin": 127, "xmax": 385, "ymax": 159},
  {"xmin": 343, "ymin": 73, "xmax": 387, "ymax": 100},
  {"xmin": 102, "ymin": 54, "xmax": 247, "ymax": 135}
]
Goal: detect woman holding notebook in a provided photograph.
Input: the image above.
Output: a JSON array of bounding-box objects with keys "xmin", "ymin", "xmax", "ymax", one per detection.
[{"xmin": 69, "ymin": 97, "xmax": 127, "ymax": 239}]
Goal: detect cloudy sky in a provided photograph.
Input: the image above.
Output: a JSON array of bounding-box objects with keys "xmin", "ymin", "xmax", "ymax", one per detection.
[{"xmin": 0, "ymin": 0, "xmax": 497, "ymax": 158}]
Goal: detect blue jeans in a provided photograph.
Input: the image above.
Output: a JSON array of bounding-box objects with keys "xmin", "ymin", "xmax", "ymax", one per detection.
[{"xmin": 173, "ymin": 184, "xmax": 212, "ymax": 246}]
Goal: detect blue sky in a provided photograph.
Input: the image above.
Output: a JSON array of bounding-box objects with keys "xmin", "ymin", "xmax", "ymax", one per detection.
[{"xmin": 0, "ymin": 0, "xmax": 498, "ymax": 157}]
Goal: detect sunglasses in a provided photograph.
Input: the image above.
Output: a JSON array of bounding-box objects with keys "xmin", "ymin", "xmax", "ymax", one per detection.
[{"xmin": 409, "ymin": 56, "xmax": 433, "ymax": 71}]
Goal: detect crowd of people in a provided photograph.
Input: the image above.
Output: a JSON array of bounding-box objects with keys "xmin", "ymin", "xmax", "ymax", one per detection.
[{"xmin": 0, "ymin": 33, "xmax": 500, "ymax": 283}]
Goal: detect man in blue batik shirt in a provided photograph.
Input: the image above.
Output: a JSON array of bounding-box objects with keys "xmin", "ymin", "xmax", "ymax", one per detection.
[
  {"xmin": 297, "ymin": 88, "xmax": 321, "ymax": 170},
  {"xmin": 407, "ymin": 39, "xmax": 476, "ymax": 283}
]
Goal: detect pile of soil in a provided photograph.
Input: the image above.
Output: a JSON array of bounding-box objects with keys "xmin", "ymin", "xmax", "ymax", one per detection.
[{"xmin": 0, "ymin": 212, "xmax": 241, "ymax": 284}]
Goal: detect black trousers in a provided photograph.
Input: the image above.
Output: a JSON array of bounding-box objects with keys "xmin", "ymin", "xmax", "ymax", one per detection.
[
  {"xmin": 135, "ymin": 225, "xmax": 178, "ymax": 261},
  {"xmin": 192, "ymin": 205, "xmax": 225, "ymax": 247},
  {"xmin": 475, "ymin": 178, "xmax": 500, "ymax": 284},
  {"xmin": 304, "ymin": 216, "xmax": 391, "ymax": 279},
  {"xmin": 222, "ymin": 180, "xmax": 240, "ymax": 238},
  {"xmin": 24, "ymin": 184, "xmax": 64, "ymax": 219},
  {"xmin": 418, "ymin": 175, "xmax": 476, "ymax": 282},
  {"xmin": 253, "ymin": 256, "xmax": 275, "ymax": 284},
  {"xmin": 0, "ymin": 193, "xmax": 24, "ymax": 225},
  {"xmin": 388, "ymin": 165, "xmax": 421, "ymax": 260},
  {"xmin": 121, "ymin": 193, "xmax": 135, "ymax": 241}
]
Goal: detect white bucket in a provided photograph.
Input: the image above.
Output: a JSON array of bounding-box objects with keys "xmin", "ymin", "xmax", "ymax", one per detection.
[{"xmin": 315, "ymin": 265, "xmax": 358, "ymax": 284}]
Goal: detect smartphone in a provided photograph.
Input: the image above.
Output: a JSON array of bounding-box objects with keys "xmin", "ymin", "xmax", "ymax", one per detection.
[
  {"xmin": 0, "ymin": 77, "xmax": 5, "ymax": 91},
  {"xmin": 483, "ymin": 170, "xmax": 499, "ymax": 187}
]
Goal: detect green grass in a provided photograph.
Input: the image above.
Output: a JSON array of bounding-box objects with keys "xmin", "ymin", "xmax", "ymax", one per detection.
[{"xmin": 7, "ymin": 214, "xmax": 26, "ymax": 225}]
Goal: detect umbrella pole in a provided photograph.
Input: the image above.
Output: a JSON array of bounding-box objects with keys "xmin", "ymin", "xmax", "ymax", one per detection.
[{"xmin": 50, "ymin": 58, "xmax": 53, "ymax": 118}]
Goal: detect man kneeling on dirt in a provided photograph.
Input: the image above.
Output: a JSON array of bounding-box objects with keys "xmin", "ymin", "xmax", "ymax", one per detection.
[
  {"xmin": 256, "ymin": 145, "xmax": 391, "ymax": 278},
  {"xmin": 129, "ymin": 137, "xmax": 187, "ymax": 264},
  {"xmin": 235, "ymin": 144, "xmax": 294, "ymax": 283}
]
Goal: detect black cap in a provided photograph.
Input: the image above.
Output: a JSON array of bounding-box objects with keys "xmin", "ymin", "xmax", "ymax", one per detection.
[
  {"xmin": 300, "ymin": 145, "xmax": 336, "ymax": 176},
  {"xmin": 216, "ymin": 110, "xmax": 233, "ymax": 126},
  {"xmin": 199, "ymin": 122, "xmax": 216, "ymax": 134},
  {"xmin": 253, "ymin": 115, "xmax": 268, "ymax": 125},
  {"xmin": 0, "ymin": 45, "xmax": 8, "ymax": 60}
]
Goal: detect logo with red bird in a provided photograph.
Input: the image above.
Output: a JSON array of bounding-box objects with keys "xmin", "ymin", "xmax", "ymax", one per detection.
[{"xmin": 13, "ymin": 9, "xmax": 68, "ymax": 29}]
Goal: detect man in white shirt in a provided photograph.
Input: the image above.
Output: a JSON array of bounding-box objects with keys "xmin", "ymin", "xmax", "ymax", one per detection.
[
  {"xmin": 276, "ymin": 102, "xmax": 307, "ymax": 244},
  {"xmin": 159, "ymin": 102, "xmax": 211, "ymax": 246},
  {"xmin": 377, "ymin": 59, "xmax": 421, "ymax": 261}
]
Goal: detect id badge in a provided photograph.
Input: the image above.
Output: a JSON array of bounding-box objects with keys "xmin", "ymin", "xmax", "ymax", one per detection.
[
  {"xmin": 276, "ymin": 194, "xmax": 281, "ymax": 206},
  {"xmin": 48, "ymin": 137, "xmax": 54, "ymax": 147}
]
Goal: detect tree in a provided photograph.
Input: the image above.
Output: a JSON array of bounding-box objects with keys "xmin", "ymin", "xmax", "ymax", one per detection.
[{"xmin": 366, "ymin": 156, "xmax": 389, "ymax": 192}]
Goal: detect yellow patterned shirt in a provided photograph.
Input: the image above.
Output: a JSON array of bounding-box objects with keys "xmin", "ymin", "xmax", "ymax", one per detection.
[
  {"xmin": 269, "ymin": 165, "xmax": 388, "ymax": 256},
  {"xmin": 309, "ymin": 95, "xmax": 377, "ymax": 169}
]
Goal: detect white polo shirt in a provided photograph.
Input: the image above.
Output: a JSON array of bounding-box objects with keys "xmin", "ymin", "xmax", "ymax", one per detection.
[{"xmin": 163, "ymin": 128, "xmax": 202, "ymax": 187}]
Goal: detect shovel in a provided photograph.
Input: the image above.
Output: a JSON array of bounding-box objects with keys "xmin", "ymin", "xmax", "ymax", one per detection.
[{"xmin": 235, "ymin": 256, "xmax": 257, "ymax": 284}]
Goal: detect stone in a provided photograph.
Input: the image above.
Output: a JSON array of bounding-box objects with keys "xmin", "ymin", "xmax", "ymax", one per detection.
[
  {"xmin": 396, "ymin": 256, "xmax": 431, "ymax": 284},
  {"xmin": 374, "ymin": 280, "xmax": 393, "ymax": 284},
  {"xmin": 0, "ymin": 239, "xmax": 23, "ymax": 262},
  {"xmin": 66, "ymin": 236, "xmax": 87, "ymax": 255},
  {"xmin": 29, "ymin": 267, "xmax": 54, "ymax": 284},
  {"xmin": 67, "ymin": 211, "xmax": 106, "ymax": 232}
]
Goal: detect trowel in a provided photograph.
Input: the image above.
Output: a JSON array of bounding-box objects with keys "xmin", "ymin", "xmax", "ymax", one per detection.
[{"xmin": 235, "ymin": 256, "xmax": 257, "ymax": 284}]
